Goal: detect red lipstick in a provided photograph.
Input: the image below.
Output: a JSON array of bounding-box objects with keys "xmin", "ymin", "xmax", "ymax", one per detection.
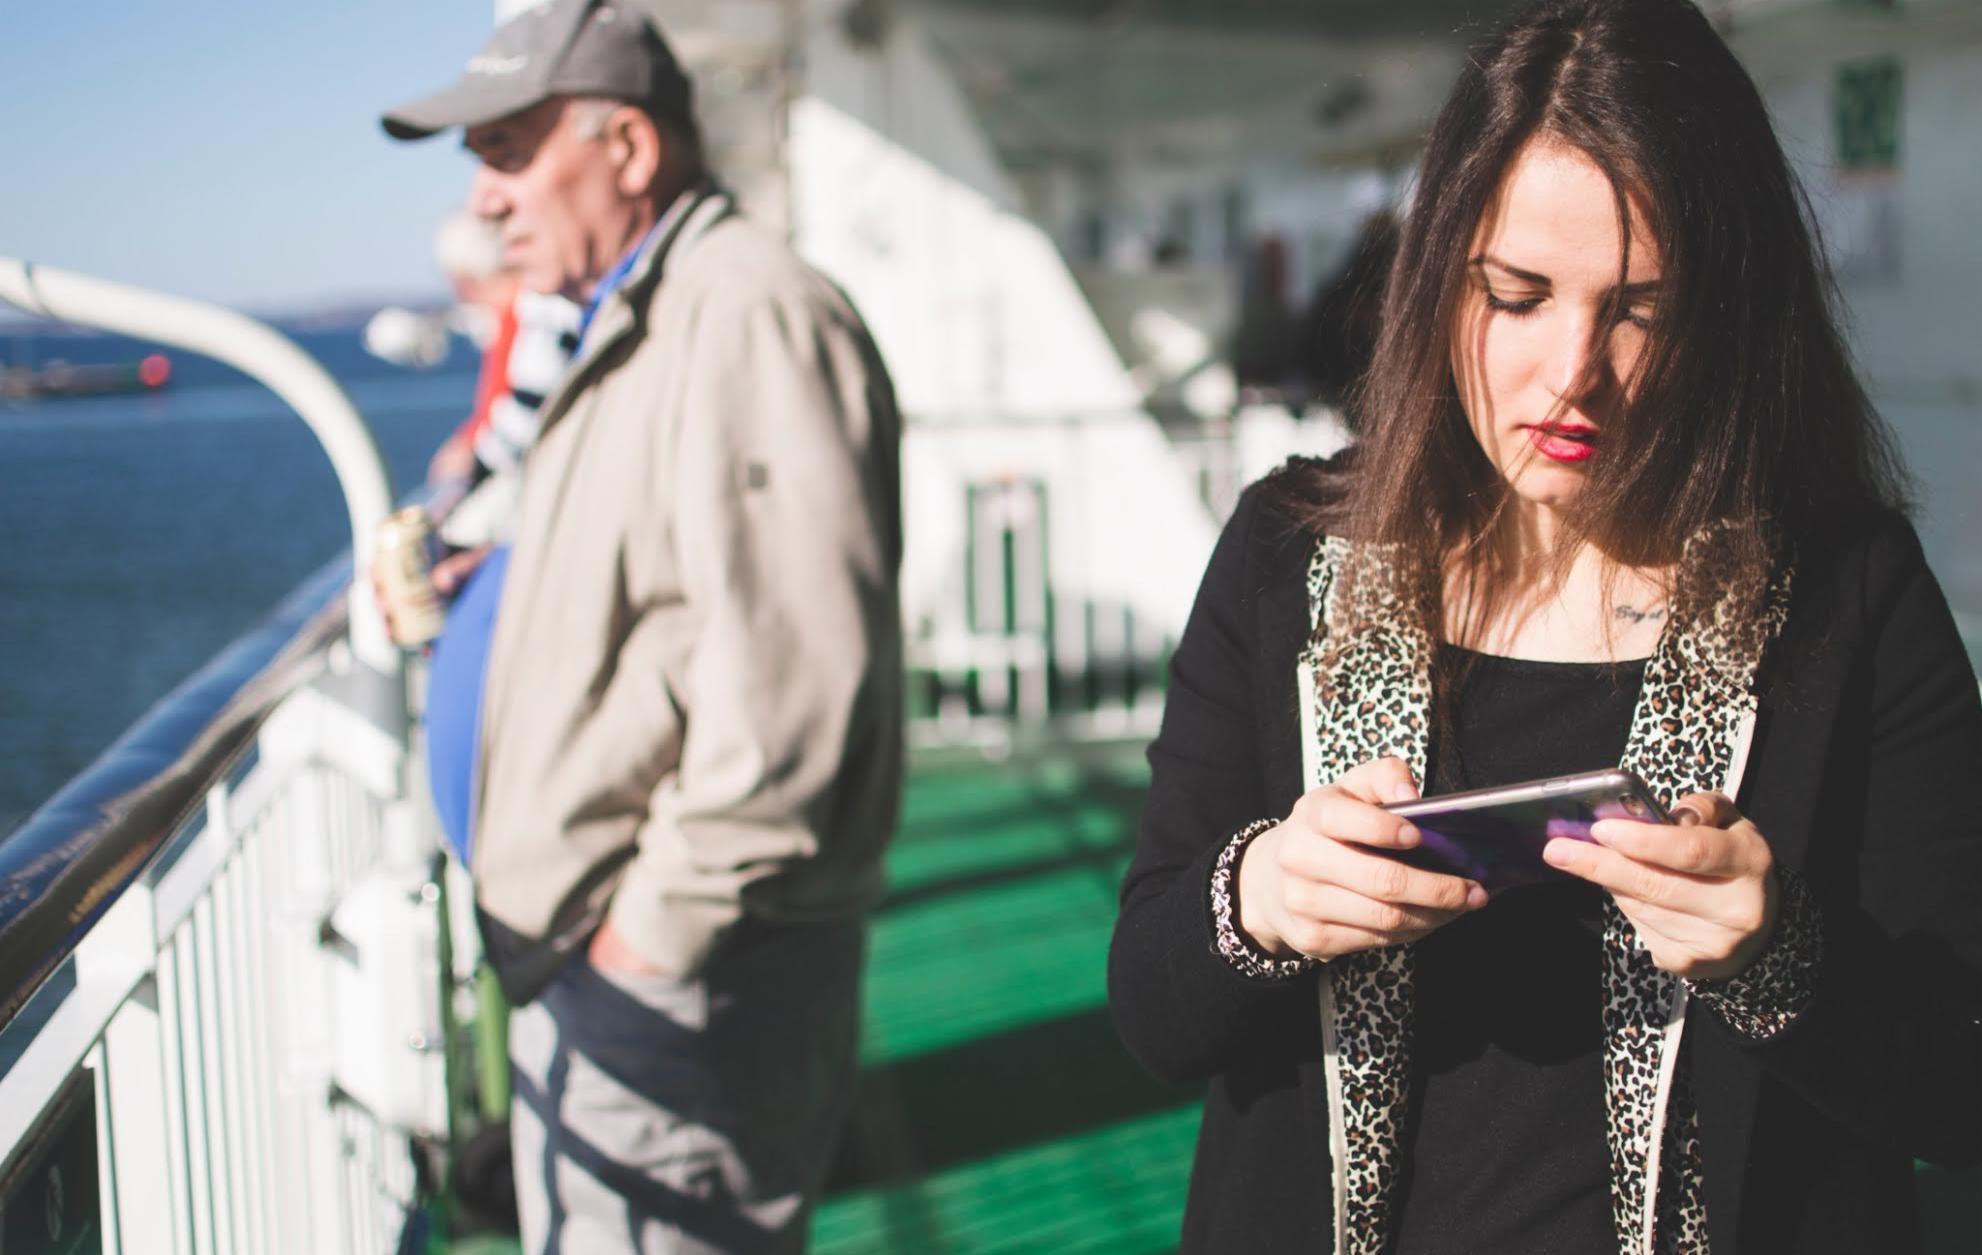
[{"xmin": 1526, "ymin": 422, "xmax": 1597, "ymax": 463}]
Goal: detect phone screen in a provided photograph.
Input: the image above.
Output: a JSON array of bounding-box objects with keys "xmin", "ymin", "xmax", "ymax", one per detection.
[{"xmin": 1381, "ymin": 770, "xmax": 1668, "ymax": 894}]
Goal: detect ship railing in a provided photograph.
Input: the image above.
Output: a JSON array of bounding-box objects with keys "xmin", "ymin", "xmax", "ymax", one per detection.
[
  {"xmin": 895, "ymin": 402, "xmax": 1353, "ymax": 754},
  {"xmin": 0, "ymin": 260, "xmax": 453, "ymax": 1253},
  {"xmin": 897, "ymin": 408, "xmax": 1201, "ymax": 755},
  {"xmin": 905, "ymin": 623, "xmax": 1169, "ymax": 754}
]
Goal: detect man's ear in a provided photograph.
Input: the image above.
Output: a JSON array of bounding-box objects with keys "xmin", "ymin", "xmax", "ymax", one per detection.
[{"xmin": 607, "ymin": 107, "xmax": 662, "ymax": 198}]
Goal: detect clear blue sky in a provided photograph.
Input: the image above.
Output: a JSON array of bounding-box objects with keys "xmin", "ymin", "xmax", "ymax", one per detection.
[{"xmin": 1, "ymin": 3, "xmax": 502, "ymax": 313}]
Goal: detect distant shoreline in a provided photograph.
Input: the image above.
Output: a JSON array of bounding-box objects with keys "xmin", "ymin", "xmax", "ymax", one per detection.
[{"xmin": 0, "ymin": 291, "xmax": 455, "ymax": 337}]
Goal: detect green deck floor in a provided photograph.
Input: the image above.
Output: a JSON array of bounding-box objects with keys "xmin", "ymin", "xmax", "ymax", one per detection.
[
  {"xmin": 812, "ymin": 747, "xmax": 1198, "ymax": 1254},
  {"xmin": 438, "ymin": 746, "xmax": 1979, "ymax": 1253}
]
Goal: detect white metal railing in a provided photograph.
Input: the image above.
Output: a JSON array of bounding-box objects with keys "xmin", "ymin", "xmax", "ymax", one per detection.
[
  {"xmin": 897, "ymin": 405, "xmax": 1351, "ymax": 753},
  {"xmin": 901, "ymin": 455, "xmax": 1175, "ymax": 754},
  {"xmin": 0, "ymin": 593, "xmax": 451, "ymax": 1252},
  {"xmin": 906, "ymin": 619, "xmax": 1169, "ymax": 753},
  {"xmin": 0, "ymin": 264, "xmax": 450, "ymax": 1252}
]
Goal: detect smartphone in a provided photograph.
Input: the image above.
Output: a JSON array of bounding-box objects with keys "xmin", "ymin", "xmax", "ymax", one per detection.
[{"xmin": 1378, "ymin": 768, "xmax": 1670, "ymax": 894}]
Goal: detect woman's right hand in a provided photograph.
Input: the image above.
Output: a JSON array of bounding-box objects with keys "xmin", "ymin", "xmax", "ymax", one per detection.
[{"xmin": 1238, "ymin": 756, "xmax": 1488, "ymax": 961}]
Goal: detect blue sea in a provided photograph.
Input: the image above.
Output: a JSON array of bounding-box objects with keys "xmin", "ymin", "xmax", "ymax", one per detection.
[{"xmin": 0, "ymin": 323, "xmax": 476, "ymax": 833}]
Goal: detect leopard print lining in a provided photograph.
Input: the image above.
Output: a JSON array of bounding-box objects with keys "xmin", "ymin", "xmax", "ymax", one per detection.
[
  {"xmin": 1602, "ymin": 540, "xmax": 1792, "ymax": 1254},
  {"xmin": 1303, "ymin": 537, "xmax": 1432, "ymax": 1255},
  {"xmin": 1210, "ymin": 819, "xmax": 1324, "ymax": 981},
  {"xmin": 1687, "ymin": 870, "xmax": 1824, "ymax": 1041},
  {"xmin": 1297, "ymin": 532, "xmax": 1793, "ymax": 1255}
]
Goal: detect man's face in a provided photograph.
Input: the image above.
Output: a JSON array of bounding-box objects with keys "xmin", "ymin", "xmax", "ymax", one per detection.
[{"xmin": 463, "ymin": 98, "xmax": 642, "ymax": 302}]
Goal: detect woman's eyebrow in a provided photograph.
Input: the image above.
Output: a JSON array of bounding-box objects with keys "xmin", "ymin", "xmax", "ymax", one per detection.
[
  {"xmin": 1470, "ymin": 254, "xmax": 1550, "ymax": 286},
  {"xmin": 1471, "ymin": 254, "xmax": 1665, "ymax": 297}
]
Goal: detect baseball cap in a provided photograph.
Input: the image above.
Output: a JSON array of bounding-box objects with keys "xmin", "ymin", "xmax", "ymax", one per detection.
[{"xmin": 381, "ymin": 0, "xmax": 693, "ymax": 142}]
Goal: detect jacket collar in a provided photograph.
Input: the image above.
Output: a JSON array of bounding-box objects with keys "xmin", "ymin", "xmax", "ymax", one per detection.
[
  {"xmin": 534, "ymin": 182, "xmax": 736, "ymax": 437},
  {"xmin": 586, "ymin": 180, "xmax": 734, "ymax": 350}
]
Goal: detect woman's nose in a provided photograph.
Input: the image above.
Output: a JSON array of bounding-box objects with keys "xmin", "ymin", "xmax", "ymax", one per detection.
[{"xmin": 1544, "ymin": 315, "xmax": 1613, "ymax": 406}]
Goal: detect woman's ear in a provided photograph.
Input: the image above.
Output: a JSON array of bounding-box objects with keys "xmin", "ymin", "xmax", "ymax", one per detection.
[{"xmin": 608, "ymin": 108, "xmax": 663, "ymax": 198}]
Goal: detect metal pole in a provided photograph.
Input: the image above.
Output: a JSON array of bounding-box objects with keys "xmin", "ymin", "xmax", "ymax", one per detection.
[
  {"xmin": 779, "ymin": 0, "xmax": 803, "ymax": 243},
  {"xmin": 0, "ymin": 258, "xmax": 399, "ymax": 672}
]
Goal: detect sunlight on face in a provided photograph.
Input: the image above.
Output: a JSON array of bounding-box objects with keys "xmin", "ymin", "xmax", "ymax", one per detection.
[
  {"xmin": 1451, "ymin": 137, "xmax": 1664, "ymax": 532},
  {"xmin": 462, "ymin": 99, "xmax": 639, "ymax": 303}
]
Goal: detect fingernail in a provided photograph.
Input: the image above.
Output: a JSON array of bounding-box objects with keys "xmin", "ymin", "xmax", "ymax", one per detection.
[
  {"xmin": 1465, "ymin": 883, "xmax": 1489, "ymax": 909},
  {"xmin": 1395, "ymin": 822, "xmax": 1420, "ymax": 847},
  {"xmin": 1589, "ymin": 820, "xmax": 1617, "ymax": 845},
  {"xmin": 1541, "ymin": 840, "xmax": 1573, "ymax": 867},
  {"xmin": 1385, "ymin": 780, "xmax": 1418, "ymax": 804},
  {"xmin": 1671, "ymin": 805, "xmax": 1704, "ymax": 826}
]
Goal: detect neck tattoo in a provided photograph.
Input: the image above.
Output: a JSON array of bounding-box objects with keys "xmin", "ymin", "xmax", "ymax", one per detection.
[{"xmin": 1614, "ymin": 604, "xmax": 1668, "ymax": 626}]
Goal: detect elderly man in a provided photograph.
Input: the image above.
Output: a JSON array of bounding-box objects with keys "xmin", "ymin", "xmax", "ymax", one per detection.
[{"xmin": 382, "ymin": 1, "xmax": 904, "ymax": 1249}]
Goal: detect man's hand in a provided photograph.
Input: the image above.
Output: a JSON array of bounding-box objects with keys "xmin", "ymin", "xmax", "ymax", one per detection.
[
  {"xmin": 430, "ymin": 544, "xmax": 492, "ymax": 597},
  {"xmin": 587, "ymin": 918, "xmax": 671, "ymax": 978},
  {"xmin": 1543, "ymin": 791, "xmax": 1778, "ymax": 980},
  {"xmin": 366, "ymin": 543, "xmax": 490, "ymax": 646},
  {"xmin": 1238, "ymin": 756, "xmax": 1487, "ymax": 963}
]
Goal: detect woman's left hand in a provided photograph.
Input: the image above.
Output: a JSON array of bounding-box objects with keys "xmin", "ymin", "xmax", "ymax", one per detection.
[{"xmin": 1542, "ymin": 792, "xmax": 1779, "ymax": 980}]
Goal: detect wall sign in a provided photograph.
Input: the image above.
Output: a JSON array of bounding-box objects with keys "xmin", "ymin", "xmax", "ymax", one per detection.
[{"xmin": 1835, "ymin": 56, "xmax": 1903, "ymax": 175}]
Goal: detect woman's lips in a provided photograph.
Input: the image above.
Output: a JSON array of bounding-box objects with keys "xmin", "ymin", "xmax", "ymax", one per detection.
[{"xmin": 1526, "ymin": 424, "xmax": 1597, "ymax": 463}]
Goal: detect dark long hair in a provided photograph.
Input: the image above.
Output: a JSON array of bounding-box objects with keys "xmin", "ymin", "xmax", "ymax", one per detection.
[{"xmin": 1275, "ymin": 0, "xmax": 1909, "ymax": 654}]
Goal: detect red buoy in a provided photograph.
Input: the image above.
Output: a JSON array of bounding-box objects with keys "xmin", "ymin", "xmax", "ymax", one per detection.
[{"xmin": 138, "ymin": 353, "xmax": 172, "ymax": 389}]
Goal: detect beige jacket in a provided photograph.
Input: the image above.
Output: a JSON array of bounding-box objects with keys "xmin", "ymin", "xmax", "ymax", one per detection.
[{"xmin": 471, "ymin": 189, "xmax": 904, "ymax": 997}]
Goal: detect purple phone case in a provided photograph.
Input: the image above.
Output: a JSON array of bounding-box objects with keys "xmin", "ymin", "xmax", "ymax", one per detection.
[{"xmin": 1380, "ymin": 769, "xmax": 1669, "ymax": 894}]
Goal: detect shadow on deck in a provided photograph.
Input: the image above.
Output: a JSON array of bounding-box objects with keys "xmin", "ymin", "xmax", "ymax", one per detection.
[
  {"xmin": 814, "ymin": 747, "xmax": 1198, "ymax": 1254},
  {"xmin": 441, "ymin": 747, "xmax": 1980, "ymax": 1253}
]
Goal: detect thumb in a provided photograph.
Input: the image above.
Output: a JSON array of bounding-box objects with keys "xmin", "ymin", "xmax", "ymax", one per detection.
[
  {"xmin": 1669, "ymin": 791, "xmax": 1737, "ymax": 828},
  {"xmin": 1336, "ymin": 756, "xmax": 1420, "ymax": 806}
]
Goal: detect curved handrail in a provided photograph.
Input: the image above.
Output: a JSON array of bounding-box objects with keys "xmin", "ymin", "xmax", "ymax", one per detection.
[
  {"xmin": 0, "ymin": 258, "xmax": 399, "ymax": 670},
  {"xmin": 0, "ymin": 556, "xmax": 352, "ymax": 1028}
]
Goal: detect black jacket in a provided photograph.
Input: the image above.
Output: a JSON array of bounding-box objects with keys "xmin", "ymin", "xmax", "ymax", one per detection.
[{"xmin": 1108, "ymin": 481, "xmax": 1982, "ymax": 1253}]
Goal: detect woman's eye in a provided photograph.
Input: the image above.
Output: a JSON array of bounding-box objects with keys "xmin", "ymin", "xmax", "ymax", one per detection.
[
  {"xmin": 1621, "ymin": 306, "xmax": 1655, "ymax": 330},
  {"xmin": 1483, "ymin": 291, "xmax": 1542, "ymax": 316}
]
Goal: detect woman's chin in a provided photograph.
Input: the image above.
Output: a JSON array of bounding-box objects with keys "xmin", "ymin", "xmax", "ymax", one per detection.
[{"xmin": 1503, "ymin": 464, "xmax": 1589, "ymax": 514}]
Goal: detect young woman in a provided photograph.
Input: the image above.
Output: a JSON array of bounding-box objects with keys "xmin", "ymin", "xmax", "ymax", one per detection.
[{"xmin": 1106, "ymin": 2, "xmax": 1982, "ymax": 1252}]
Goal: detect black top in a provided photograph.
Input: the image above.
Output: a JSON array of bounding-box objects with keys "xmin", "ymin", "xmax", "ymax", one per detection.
[
  {"xmin": 1107, "ymin": 478, "xmax": 1982, "ymax": 1254},
  {"xmin": 1393, "ymin": 647, "xmax": 1646, "ymax": 1255}
]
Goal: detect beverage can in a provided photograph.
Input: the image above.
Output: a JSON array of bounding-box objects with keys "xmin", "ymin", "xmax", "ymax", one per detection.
[{"xmin": 374, "ymin": 506, "xmax": 445, "ymax": 646}]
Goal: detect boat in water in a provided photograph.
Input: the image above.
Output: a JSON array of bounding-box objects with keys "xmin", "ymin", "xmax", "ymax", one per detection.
[{"xmin": 0, "ymin": 351, "xmax": 171, "ymax": 401}]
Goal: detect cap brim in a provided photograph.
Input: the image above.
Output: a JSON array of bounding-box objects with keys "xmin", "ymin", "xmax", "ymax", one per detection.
[{"xmin": 381, "ymin": 73, "xmax": 546, "ymax": 142}]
